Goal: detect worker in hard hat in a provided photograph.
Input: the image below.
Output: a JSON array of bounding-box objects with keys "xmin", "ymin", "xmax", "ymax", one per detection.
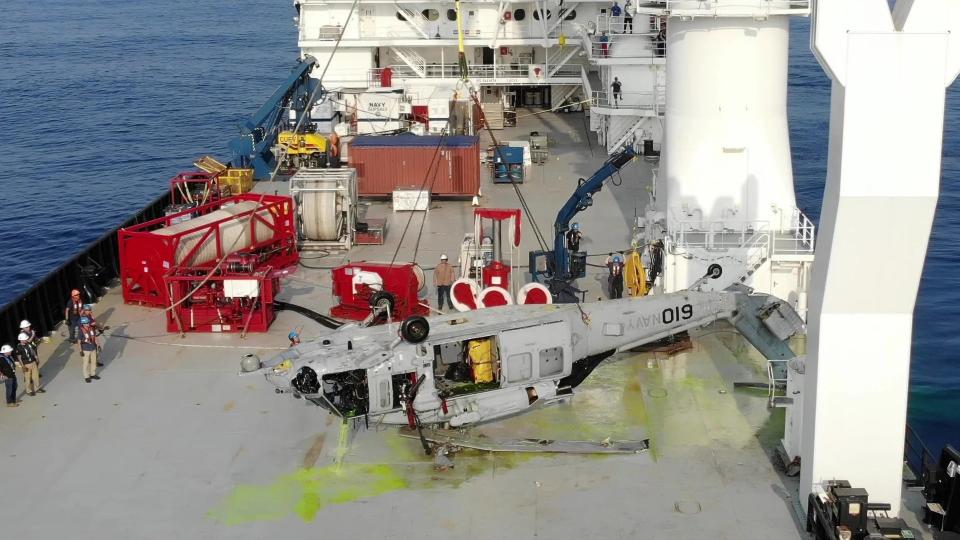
[
  {"xmin": 606, "ymin": 253, "xmax": 625, "ymax": 299},
  {"xmin": 566, "ymin": 222, "xmax": 583, "ymax": 253},
  {"xmin": 288, "ymin": 331, "xmax": 301, "ymax": 347},
  {"xmin": 77, "ymin": 317, "xmax": 101, "ymax": 383},
  {"xmin": 19, "ymin": 320, "xmax": 40, "ymax": 350},
  {"xmin": 80, "ymin": 304, "xmax": 105, "ymax": 366},
  {"xmin": 0, "ymin": 344, "xmax": 18, "ymax": 407},
  {"xmin": 434, "ymin": 254, "xmax": 455, "ymax": 311},
  {"xmin": 15, "ymin": 333, "xmax": 42, "ymax": 396},
  {"xmin": 64, "ymin": 289, "xmax": 84, "ymax": 343}
]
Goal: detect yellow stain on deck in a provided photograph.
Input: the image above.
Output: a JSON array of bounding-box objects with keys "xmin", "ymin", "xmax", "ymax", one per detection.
[{"xmin": 207, "ymin": 464, "xmax": 407, "ymax": 525}]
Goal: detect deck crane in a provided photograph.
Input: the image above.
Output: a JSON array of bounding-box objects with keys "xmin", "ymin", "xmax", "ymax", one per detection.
[
  {"xmin": 228, "ymin": 55, "xmax": 320, "ymax": 179},
  {"xmin": 529, "ymin": 146, "xmax": 638, "ymax": 302}
]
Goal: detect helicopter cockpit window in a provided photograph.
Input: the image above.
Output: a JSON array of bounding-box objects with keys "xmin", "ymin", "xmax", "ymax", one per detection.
[{"xmin": 432, "ymin": 337, "xmax": 500, "ymax": 397}]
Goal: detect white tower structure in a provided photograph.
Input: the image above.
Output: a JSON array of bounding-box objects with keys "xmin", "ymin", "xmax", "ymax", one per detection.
[
  {"xmin": 798, "ymin": 0, "xmax": 960, "ymax": 515},
  {"xmin": 649, "ymin": 1, "xmax": 815, "ymax": 314}
]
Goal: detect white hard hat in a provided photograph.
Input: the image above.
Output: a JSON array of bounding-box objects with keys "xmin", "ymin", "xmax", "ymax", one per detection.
[
  {"xmin": 19, "ymin": 320, "xmax": 30, "ymax": 329},
  {"xmin": 440, "ymin": 254, "xmax": 448, "ymax": 260},
  {"xmin": 0, "ymin": 345, "xmax": 12, "ymax": 354},
  {"xmin": 17, "ymin": 333, "xmax": 29, "ymax": 342}
]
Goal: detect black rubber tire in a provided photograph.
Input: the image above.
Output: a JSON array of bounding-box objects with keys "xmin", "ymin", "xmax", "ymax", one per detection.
[
  {"xmin": 400, "ymin": 316, "xmax": 430, "ymax": 343},
  {"xmin": 707, "ymin": 263, "xmax": 723, "ymax": 279},
  {"xmin": 368, "ymin": 291, "xmax": 395, "ymax": 314}
]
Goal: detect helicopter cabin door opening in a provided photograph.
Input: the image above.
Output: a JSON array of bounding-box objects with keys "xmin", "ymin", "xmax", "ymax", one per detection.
[{"xmin": 433, "ymin": 336, "xmax": 501, "ymax": 397}]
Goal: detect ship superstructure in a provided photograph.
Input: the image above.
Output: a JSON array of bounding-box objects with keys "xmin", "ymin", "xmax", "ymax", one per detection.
[{"xmin": 295, "ymin": 0, "xmax": 664, "ymax": 153}]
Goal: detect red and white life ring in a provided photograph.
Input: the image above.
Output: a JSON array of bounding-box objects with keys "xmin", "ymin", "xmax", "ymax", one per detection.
[
  {"xmin": 517, "ymin": 282, "xmax": 552, "ymax": 305},
  {"xmin": 450, "ymin": 278, "xmax": 481, "ymax": 312},
  {"xmin": 477, "ymin": 286, "xmax": 514, "ymax": 308}
]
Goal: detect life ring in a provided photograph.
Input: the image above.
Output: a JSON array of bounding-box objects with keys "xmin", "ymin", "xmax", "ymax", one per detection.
[
  {"xmin": 517, "ymin": 282, "xmax": 552, "ymax": 305},
  {"xmin": 450, "ymin": 278, "xmax": 481, "ymax": 312},
  {"xmin": 477, "ymin": 286, "xmax": 513, "ymax": 308},
  {"xmin": 503, "ymin": 11, "xmax": 512, "ymax": 20}
]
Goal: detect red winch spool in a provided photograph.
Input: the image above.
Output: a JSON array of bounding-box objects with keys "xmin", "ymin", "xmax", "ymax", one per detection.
[{"xmin": 330, "ymin": 262, "xmax": 430, "ymax": 322}]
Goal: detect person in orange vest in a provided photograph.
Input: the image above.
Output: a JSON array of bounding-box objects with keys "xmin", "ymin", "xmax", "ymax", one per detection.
[
  {"xmin": 434, "ymin": 254, "xmax": 456, "ymax": 311},
  {"xmin": 64, "ymin": 289, "xmax": 84, "ymax": 343}
]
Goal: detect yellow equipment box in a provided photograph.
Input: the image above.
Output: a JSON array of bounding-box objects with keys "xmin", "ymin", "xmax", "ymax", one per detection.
[
  {"xmin": 193, "ymin": 156, "xmax": 254, "ymax": 195},
  {"xmin": 277, "ymin": 131, "xmax": 327, "ymax": 155}
]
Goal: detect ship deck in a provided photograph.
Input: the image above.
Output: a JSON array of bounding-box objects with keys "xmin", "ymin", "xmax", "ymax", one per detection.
[{"xmin": 0, "ymin": 111, "xmax": 933, "ymax": 539}]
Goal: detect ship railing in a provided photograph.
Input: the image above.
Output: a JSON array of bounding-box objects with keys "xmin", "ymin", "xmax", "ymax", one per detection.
[
  {"xmin": 590, "ymin": 37, "xmax": 662, "ymax": 59},
  {"xmin": 671, "ymin": 219, "xmax": 771, "ymax": 251},
  {"xmin": 301, "ymin": 22, "xmax": 569, "ymax": 42},
  {"xmin": 772, "ymin": 207, "xmax": 816, "ymax": 256},
  {"xmin": 591, "ymin": 89, "xmax": 664, "ymax": 114},
  {"xmin": 659, "ymin": 1, "xmax": 810, "ymax": 16},
  {"xmin": 387, "ymin": 63, "xmax": 580, "ymax": 81},
  {"xmin": 595, "ymin": 14, "xmax": 661, "ymax": 36},
  {"xmin": 904, "ymin": 423, "xmax": 936, "ymax": 488},
  {"xmin": 766, "ymin": 358, "xmax": 789, "ymax": 408},
  {"xmin": 0, "ymin": 193, "xmax": 172, "ymax": 348}
]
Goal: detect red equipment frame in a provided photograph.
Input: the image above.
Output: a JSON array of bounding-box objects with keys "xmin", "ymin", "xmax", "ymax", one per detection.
[
  {"xmin": 163, "ymin": 263, "xmax": 277, "ymax": 334},
  {"xmin": 119, "ymin": 194, "xmax": 298, "ymax": 307},
  {"xmin": 330, "ymin": 262, "xmax": 430, "ymax": 322},
  {"xmin": 169, "ymin": 171, "xmax": 222, "ymax": 206}
]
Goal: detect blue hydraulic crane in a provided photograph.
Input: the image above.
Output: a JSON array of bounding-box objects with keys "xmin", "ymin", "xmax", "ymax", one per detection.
[
  {"xmin": 529, "ymin": 146, "xmax": 638, "ymax": 302},
  {"xmin": 229, "ymin": 55, "xmax": 320, "ymax": 179}
]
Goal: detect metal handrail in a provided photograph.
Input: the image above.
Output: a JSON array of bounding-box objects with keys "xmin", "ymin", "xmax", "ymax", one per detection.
[
  {"xmin": 387, "ymin": 63, "xmax": 580, "ymax": 80},
  {"xmin": 590, "ymin": 38, "xmax": 659, "ymax": 59},
  {"xmin": 661, "ymin": 0, "xmax": 810, "ymax": 13},
  {"xmin": 591, "ymin": 89, "xmax": 664, "ymax": 113},
  {"xmin": 904, "ymin": 423, "xmax": 936, "ymax": 487}
]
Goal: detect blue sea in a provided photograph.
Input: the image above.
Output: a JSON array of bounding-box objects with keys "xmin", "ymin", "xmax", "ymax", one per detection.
[{"xmin": 1, "ymin": 3, "xmax": 956, "ymax": 453}]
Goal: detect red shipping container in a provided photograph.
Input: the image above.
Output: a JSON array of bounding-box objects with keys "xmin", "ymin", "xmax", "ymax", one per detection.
[{"xmin": 348, "ymin": 134, "xmax": 480, "ymax": 197}]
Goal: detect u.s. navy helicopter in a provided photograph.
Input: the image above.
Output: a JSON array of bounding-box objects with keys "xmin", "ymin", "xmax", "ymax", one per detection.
[{"xmin": 243, "ymin": 266, "xmax": 804, "ymax": 436}]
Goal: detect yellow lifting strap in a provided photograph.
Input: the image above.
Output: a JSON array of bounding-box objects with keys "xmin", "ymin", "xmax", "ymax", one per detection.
[{"xmin": 624, "ymin": 249, "xmax": 648, "ymax": 297}]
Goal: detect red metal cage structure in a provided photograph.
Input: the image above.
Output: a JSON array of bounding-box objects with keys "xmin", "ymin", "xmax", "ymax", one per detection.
[
  {"xmin": 163, "ymin": 263, "xmax": 278, "ymax": 334},
  {"xmin": 119, "ymin": 194, "xmax": 298, "ymax": 307}
]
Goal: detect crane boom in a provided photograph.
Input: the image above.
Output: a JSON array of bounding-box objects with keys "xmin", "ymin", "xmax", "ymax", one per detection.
[
  {"xmin": 530, "ymin": 146, "xmax": 638, "ymax": 301},
  {"xmin": 228, "ymin": 55, "xmax": 319, "ymax": 179}
]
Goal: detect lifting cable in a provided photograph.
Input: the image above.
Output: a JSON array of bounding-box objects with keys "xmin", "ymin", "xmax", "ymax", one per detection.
[
  {"xmin": 386, "ymin": 126, "xmax": 451, "ymax": 268},
  {"xmin": 451, "ymin": 0, "xmax": 550, "ymax": 253}
]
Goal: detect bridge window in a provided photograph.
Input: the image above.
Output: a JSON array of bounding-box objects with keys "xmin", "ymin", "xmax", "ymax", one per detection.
[
  {"xmin": 513, "ymin": 8, "xmax": 526, "ymax": 21},
  {"xmin": 422, "ymin": 9, "xmax": 439, "ymax": 21},
  {"xmin": 446, "ymin": 8, "xmax": 457, "ymax": 21}
]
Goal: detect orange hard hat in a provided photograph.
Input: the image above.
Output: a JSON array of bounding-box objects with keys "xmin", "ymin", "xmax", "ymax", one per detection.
[{"xmin": 71, "ymin": 289, "xmax": 80, "ymax": 296}]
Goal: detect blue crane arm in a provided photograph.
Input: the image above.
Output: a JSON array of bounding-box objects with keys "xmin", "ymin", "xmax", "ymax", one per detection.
[
  {"xmin": 552, "ymin": 147, "xmax": 638, "ymax": 279},
  {"xmin": 229, "ymin": 55, "xmax": 319, "ymax": 179}
]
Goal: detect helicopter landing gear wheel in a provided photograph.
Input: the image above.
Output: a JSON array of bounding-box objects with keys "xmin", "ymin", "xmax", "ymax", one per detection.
[{"xmin": 400, "ymin": 316, "xmax": 430, "ymax": 343}]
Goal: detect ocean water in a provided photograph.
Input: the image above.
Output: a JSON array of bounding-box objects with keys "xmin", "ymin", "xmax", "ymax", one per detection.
[{"xmin": 0, "ymin": 3, "xmax": 956, "ymax": 452}]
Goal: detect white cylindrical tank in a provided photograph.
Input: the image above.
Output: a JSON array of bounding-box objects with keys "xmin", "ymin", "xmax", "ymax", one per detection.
[
  {"xmin": 662, "ymin": 15, "xmax": 797, "ymax": 230},
  {"xmin": 155, "ymin": 201, "xmax": 276, "ymax": 266}
]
